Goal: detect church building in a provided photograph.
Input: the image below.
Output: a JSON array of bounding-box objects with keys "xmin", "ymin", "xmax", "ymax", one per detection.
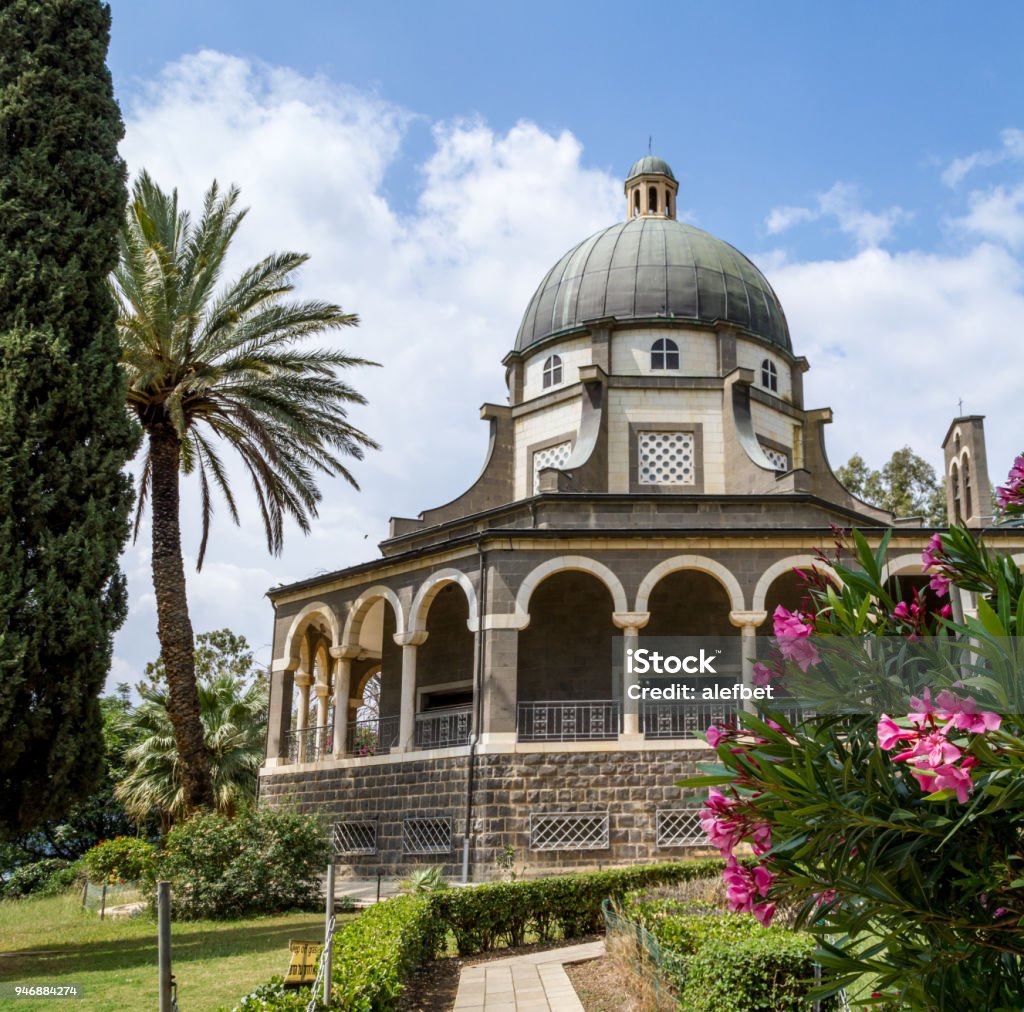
[{"xmin": 259, "ymin": 156, "xmax": 1018, "ymax": 879}]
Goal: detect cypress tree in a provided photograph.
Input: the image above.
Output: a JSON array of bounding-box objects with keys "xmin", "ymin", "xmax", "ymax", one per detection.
[{"xmin": 0, "ymin": 0, "xmax": 137, "ymax": 836}]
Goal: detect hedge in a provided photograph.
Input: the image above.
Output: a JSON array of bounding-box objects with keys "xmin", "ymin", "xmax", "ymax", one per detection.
[
  {"xmin": 622, "ymin": 898, "xmax": 839, "ymax": 1011},
  {"xmin": 234, "ymin": 860, "xmax": 722, "ymax": 1011}
]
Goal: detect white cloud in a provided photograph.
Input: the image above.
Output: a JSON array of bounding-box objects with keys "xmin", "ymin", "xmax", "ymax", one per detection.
[
  {"xmin": 950, "ymin": 184, "xmax": 1024, "ymax": 249},
  {"xmin": 942, "ymin": 127, "xmax": 1024, "ymax": 187},
  {"xmin": 763, "ymin": 182, "xmax": 909, "ymax": 248}
]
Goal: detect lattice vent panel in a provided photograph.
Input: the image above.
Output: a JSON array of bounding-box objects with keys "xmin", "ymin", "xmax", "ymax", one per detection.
[
  {"xmin": 529, "ymin": 812, "xmax": 609, "ymax": 851},
  {"xmin": 533, "ymin": 441, "xmax": 572, "ymax": 493},
  {"xmin": 638, "ymin": 432, "xmax": 695, "ymax": 485},
  {"xmin": 402, "ymin": 816, "xmax": 452, "ymax": 855},
  {"xmin": 656, "ymin": 809, "xmax": 705, "ymax": 848},
  {"xmin": 333, "ymin": 819, "xmax": 378, "ymax": 856}
]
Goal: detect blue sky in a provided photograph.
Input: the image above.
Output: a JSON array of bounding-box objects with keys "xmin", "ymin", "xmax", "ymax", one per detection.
[{"xmin": 102, "ymin": 2, "xmax": 1024, "ymax": 683}]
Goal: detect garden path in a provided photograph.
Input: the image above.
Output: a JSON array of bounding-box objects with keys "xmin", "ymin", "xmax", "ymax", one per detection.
[{"xmin": 453, "ymin": 940, "xmax": 604, "ymax": 1011}]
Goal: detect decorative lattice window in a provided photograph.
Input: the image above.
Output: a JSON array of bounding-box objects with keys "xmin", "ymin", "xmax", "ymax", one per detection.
[
  {"xmin": 759, "ymin": 442, "xmax": 789, "ymax": 472},
  {"xmin": 533, "ymin": 440, "xmax": 572, "ymax": 493},
  {"xmin": 761, "ymin": 359, "xmax": 778, "ymax": 392},
  {"xmin": 333, "ymin": 818, "xmax": 378, "ymax": 855},
  {"xmin": 529, "ymin": 812, "xmax": 609, "ymax": 851},
  {"xmin": 656, "ymin": 809, "xmax": 705, "ymax": 848},
  {"xmin": 402, "ymin": 816, "xmax": 452, "ymax": 855},
  {"xmin": 638, "ymin": 431, "xmax": 695, "ymax": 485}
]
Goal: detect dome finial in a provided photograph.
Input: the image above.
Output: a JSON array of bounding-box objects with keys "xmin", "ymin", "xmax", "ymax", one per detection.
[{"xmin": 625, "ymin": 155, "xmax": 678, "ymax": 221}]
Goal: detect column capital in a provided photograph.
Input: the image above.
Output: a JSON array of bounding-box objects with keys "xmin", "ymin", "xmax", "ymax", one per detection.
[
  {"xmin": 729, "ymin": 610, "xmax": 768, "ymax": 630},
  {"xmin": 613, "ymin": 611, "xmax": 651, "ymax": 630},
  {"xmin": 271, "ymin": 657, "xmax": 299, "ymax": 673},
  {"xmin": 330, "ymin": 645, "xmax": 362, "ymax": 660},
  {"xmin": 394, "ymin": 630, "xmax": 429, "ymax": 648},
  {"xmin": 313, "ymin": 683, "xmax": 331, "ymax": 698},
  {"xmin": 293, "ymin": 669, "xmax": 313, "ymax": 688}
]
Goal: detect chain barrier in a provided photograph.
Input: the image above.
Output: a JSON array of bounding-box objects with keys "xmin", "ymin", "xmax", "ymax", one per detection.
[{"xmin": 305, "ymin": 915, "xmax": 336, "ymax": 1012}]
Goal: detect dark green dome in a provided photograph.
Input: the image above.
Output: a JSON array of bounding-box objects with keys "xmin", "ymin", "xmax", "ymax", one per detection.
[
  {"xmin": 626, "ymin": 156, "xmax": 676, "ymax": 181},
  {"xmin": 514, "ymin": 216, "xmax": 791, "ymax": 353}
]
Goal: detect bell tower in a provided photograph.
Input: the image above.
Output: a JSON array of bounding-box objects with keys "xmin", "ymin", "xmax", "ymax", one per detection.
[
  {"xmin": 942, "ymin": 415, "xmax": 993, "ymax": 527},
  {"xmin": 625, "ymin": 156, "xmax": 679, "ymax": 220}
]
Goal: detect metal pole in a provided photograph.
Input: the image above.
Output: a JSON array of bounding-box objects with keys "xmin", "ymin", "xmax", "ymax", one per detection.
[
  {"xmin": 99, "ymin": 883, "xmax": 106, "ymax": 920},
  {"xmin": 323, "ymin": 862, "xmax": 335, "ymax": 1006},
  {"xmin": 80, "ymin": 881, "xmax": 88, "ymax": 909},
  {"xmin": 376, "ymin": 872, "xmax": 382, "ymax": 903},
  {"xmin": 158, "ymin": 881, "xmax": 172, "ymax": 1012}
]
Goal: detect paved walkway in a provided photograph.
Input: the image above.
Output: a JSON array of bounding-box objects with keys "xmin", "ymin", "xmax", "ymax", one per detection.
[{"xmin": 453, "ymin": 940, "xmax": 604, "ymax": 1011}]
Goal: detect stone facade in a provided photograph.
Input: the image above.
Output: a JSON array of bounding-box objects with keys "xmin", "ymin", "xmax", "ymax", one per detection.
[{"xmin": 260, "ymin": 747, "xmax": 711, "ymax": 879}]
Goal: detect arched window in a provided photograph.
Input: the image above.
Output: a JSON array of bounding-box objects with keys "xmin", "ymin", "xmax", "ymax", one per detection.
[
  {"xmin": 648, "ymin": 185, "xmax": 658, "ymax": 214},
  {"xmin": 651, "ymin": 337, "xmax": 680, "ymax": 370},
  {"xmin": 951, "ymin": 462, "xmax": 961, "ymax": 521},
  {"xmin": 963, "ymin": 456, "xmax": 972, "ymax": 519},
  {"xmin": 542, "ymin": 354, "xmax": 563, "ymax": 389},
  {"xmin": 633, "ymin": 190, "xmax": 641, "ymax": 217},
  {"xmin": 664, "ymin": 194, "xmax": 672, "ymax": 217},
  {"xmin": 761, "ymin": 359, "xmax": 778, "ymax": 392}
]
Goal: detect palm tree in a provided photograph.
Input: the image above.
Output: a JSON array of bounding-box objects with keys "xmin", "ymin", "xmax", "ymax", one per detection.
[
  {"xmin": 112, "ymin": 172, "xmax": 378, "ymax": 813},
  {"xmin": 114, "ymin": 675, "xmax": 268, "ymax": 830}
]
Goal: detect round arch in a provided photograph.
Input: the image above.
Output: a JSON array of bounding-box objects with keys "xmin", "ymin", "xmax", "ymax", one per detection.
[
  {"xmin": 341, "ymin": 585, "xmax": 406, "ymax": 649},
  {"xmin": 881, "ymin": 553, "xmax": 928, "ymax": 581},
  {"xmin": 282, "ymin": 600, "xmax": 341, "ymax": 667},
  {"xmin": 752, "ymin": 556, "xmax": 841, "ymax": 614},
  {"xmin": 409, "ymin": 568, "xmax": 479, "ymax": 634},
  {"xmin": 514, "ymin": 556, "xmax": 629, "ymax": 628},
  {"xmin": 635, "ymin": 555, "xmax": 744, "ymax": 614}
]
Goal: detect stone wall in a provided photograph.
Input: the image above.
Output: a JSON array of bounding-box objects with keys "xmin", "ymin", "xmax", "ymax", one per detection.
[{"xmin": 259, "ymin": 748, "xmax": 708, "ymax": 880}]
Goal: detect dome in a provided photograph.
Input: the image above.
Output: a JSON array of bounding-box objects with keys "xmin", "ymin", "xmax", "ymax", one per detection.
[
  {"xmin": 514, "ymin": 216, "xmax": 792, "ymax": 353},
  {"xmin": 626, "ymin": 156, "xmax": 676, "ymax": 181}
]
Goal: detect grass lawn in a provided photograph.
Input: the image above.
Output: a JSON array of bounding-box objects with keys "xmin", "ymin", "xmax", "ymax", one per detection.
[{"xmin": 0, "ymin": 892, "xmax": 351, "ymax": 1011}]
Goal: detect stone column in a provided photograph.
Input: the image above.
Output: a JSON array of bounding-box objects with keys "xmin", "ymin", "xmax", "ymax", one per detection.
[
  {"xmin": 478, "ymin": 620, "xmax": 519, "ymax": 743},
  {"xmin": 266, "ymin": 658, "xmax": 297, "ymax": 764},
  {"xmin": 330, "ymin": 646, "xmax": 360, "ymax": 759},
  {"xmin": 314, "ymin": 682, "xmax": 330, "ymax": 758},
  {"xmin": 394, "ymin": 630, "xmax": 428, "ymax": 752},
  {"xmin": 613, "ymin": 611, "xmax": 650, "ymax": 737},
  {"xmin": 294, "ymin": 670, "xmax": 312, "ymax": 731},
  {"xmin": 728, "ymin": 610, "xmax": 767, "ymax": 712}
]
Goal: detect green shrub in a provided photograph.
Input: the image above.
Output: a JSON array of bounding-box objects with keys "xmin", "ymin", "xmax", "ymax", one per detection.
[
  {"xmin": 0, "ymin": 859, "xmax": 75, "ymax": 898},
  {"xmin": 80, "ymin": 837, "xmax": 155, "ymax": 884},
  {"xmin": 159, "ymin": 806, "xmax": 328, "ymax": 920},
  {"xmin": 623, "ymin": 899, "xmax": 837, "ymax": 1011},
  {"xmin": 431, "ymin": 860, "xmax": 723, "ymax": 956}
]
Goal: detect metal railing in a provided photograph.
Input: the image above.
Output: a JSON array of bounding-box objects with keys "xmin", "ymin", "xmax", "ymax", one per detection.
[
  {"xmin": 285, "ymin": 723, "xmax": 334, "ymax": 763},
  {"xmin": 344, "ymin": 715, "xmax": 400, "ymax": 756},
  {"xmin": 641, "ymin": 700, "xmax": 738, "ymax": 739},
  {"xmin": 414, "ymin": 706, "xmax": 472, "ymax": 750},
  {"xmin": 517, "ymin": 700, "xmax": 621, "ymax": 741}
]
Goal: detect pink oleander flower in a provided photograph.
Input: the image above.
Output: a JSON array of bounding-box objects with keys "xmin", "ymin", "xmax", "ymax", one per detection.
[
  {"xmin": 939, "ymin": 604, "xmax": 953, "ymax": 619},
  {"xmin": 752, "ymin": 902, "xmax": 776, "ymax": 927},
  {"xmin": 701, "ymin": 789, "xmax": 744, "ymax": 857},
  {"xmin": 935, "ymin": 690, "xmax": 1002, "ymax": 734},
  {"xmin": 773, "ymin": 605, "xmax": 820, "ymax": 671},
  {"xmin": 996, "ymin": 454, "xmax": 1024, "ymax": 510},
  {"xmin": 877, "ymin": 714, "xmax": 916, "ymax": 750},
  {"xmin": 752, "ymin": 661, "xmax": 775, "ymax": 687},
  {"xmin": 911, "ymin": 759, "xmax": 976, "ymax": 803},
  {"xmin": 706, "ymin": 724, "xmax": 726, "ymax": 747},
  {"xmin": 921, "ymin": 533, "xmax": 943, "ymax": 570},
  {"xmin": 894, "ymin": 729, "xmax": 962, "ymax": 767},
  {"xmin": 907, "ymin": 687, "xmax": 937, "ymax": 727},
  {"xmin": 814, "ymin": 889, "xmax": 838, "ymax": 906},
  {"xmin": 750, "ymin": 822, "xmax": 772, "ymax": 855},
  {"xmin": 722, "ymin": 857, "xmax": 777, "ymax": 925},
  {"xmin": 929, "ymin": 573, "xmax": 951, "ymax": 597}
]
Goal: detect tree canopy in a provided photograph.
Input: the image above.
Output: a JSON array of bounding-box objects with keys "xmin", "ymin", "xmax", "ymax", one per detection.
[
  {"xmin": 0, "ymin": 0, "xmax": 137, "ymax": 837},
  {"xmin": 837, "ymin": 446, "xmax": 947, "ymax": 525}
]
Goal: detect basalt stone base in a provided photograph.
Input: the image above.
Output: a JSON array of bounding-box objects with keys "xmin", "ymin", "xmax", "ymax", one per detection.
[{"xmin": 259, "ymin": 750, "xmax": 710, "ymax": 880}]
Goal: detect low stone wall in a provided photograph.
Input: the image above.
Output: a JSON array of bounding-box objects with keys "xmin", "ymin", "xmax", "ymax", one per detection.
[{"xmin": 259, "ymin": 749, "xmax": 709, "ymax": 880}]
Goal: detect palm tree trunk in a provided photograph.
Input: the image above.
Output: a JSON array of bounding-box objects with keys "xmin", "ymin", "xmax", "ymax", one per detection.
[{"xmin": 148, "ymin": 424, "xmax": 215, "ymax": 812}]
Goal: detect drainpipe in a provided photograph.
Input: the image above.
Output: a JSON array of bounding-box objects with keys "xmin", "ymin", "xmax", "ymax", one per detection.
[{"xmin": 462, "ymin": 537, "xmax": 487, "ymax": 884}]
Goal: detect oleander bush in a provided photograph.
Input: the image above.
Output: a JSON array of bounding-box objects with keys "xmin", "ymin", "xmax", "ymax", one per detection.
[
  {"xmin": 80, "ymin": 836, "xmax": 155, "ymax": 884},
  {"xmin": 159, "ymin": 806, "xmax": 328, "ymax": 920}
]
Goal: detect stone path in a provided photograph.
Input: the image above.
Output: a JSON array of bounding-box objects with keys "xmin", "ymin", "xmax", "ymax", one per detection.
[{"xmin": 453, "ymin": 940, "xmax": 604, "ymax": 1011}]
